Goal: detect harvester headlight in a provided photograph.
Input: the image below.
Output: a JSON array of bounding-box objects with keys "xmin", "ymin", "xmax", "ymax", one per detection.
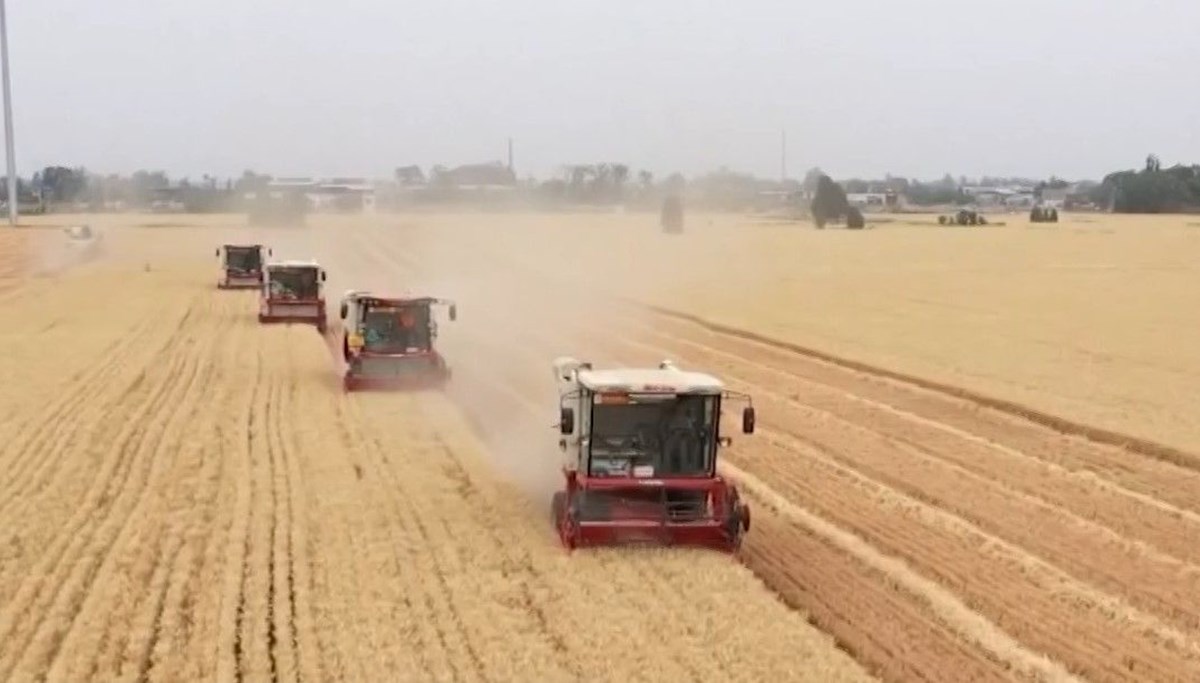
[{"xmin": 348, "ymin": 333, "xmax": 364, "ymax": 348}]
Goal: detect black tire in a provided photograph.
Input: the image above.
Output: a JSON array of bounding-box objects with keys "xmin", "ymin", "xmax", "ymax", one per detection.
[{"xmin": 551, "ymin": 491, "xmax": 566, "ymax": 529}]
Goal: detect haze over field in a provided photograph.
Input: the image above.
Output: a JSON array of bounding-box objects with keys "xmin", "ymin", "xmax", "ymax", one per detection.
[
  {"xmin": 5, "ymin": 1, "xmax": 1200, "ymax": 681},
  {"xmin": 10, "ymin": 0, "xmax": 1200, "ymax": 180}
]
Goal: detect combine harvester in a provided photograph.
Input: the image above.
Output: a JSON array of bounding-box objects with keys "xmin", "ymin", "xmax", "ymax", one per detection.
[
  {"xmin": 63, "ymin": 224, "xmax": 103, "ymax": 256},
  {"xmin": 552, "ymin": 357, "xmax": 755, "ymax": 551},
  {"xmin": 338, "ymin": 291, "xmax": 456, "ymax": 391},
  {"xmin": 258, "ymin": 259, "xmax": 328, "ymax": 333},
  {"xmin": 215, "ymin": 244, "xmax": 271, "ymax": 289}
]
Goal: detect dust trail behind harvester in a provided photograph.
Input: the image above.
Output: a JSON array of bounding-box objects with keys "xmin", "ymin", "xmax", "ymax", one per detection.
[{"xmin": 335, "ymin": 213, "xmax": 678, "ymax": 508}]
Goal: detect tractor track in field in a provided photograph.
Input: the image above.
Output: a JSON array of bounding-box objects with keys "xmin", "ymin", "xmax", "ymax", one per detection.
[
  {"xmin": 349, "ymin": 224, "xmax": 1200, "ymax": 681},
  {"xmin": 640, "ymin": 305, "xmax": 1200, "ymax": 476},
  {"xmin": 43, "ymin": 295, "xmax": 227, "ymax": 682},
  {"xmin": 328, "ymin": 231, "xmax": 873, "ymax": 682},
  {"xmin": 223, "ymin": 343, "xmax": 263, "ymax": 683},
  {"xmin": 0, "ymin": 308, "xmax": 204, "ymax": 680},
  {"xmin": 607, "ymin": 313, "xmax": 1200, "ymax": 680},
  {"xmin": 0, "ymin": 289, "xmax": 241, "ymax": 683},
  {"xmin": 0, "ymin": 305, "xmax": 172, "ymax": 535},
  {"xmin": 604, "ymin": 321, "xmax": 1200, "ymax": 626},
  {"xmin": 347, "ymin": 231, "xmax": 1020, "ymax": 680}
]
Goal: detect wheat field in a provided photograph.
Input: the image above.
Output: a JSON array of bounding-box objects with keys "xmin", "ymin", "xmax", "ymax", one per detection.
[{"xmin": 2, "ymin": 209, "xmax": 1199, "ymax": 682}]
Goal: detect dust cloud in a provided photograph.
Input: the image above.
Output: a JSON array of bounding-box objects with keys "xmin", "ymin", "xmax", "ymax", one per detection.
[{"xmin": 294, "ymin": 211, "xmax": 688, "ymax": 507}]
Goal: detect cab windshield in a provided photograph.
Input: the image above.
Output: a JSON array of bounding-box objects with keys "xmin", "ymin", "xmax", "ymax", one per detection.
[
  {"xmin": 267, "ymin": 267, "xmax": 318, "ymax": 299},
  {"xmin": 226, "ymin": 247, "xmax": 262, "ymax": 272},
  {"xmin": 587, "ymin": 394, "xmax": 717, "ymax": 477},
  {"xmin": 360, "ymin": 304, "xmax": 431, "ymax": 352}
]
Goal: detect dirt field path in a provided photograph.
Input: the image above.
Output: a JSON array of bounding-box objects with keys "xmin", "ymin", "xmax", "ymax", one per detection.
[
  {"xmin": 0, "ymin": 249, "xmax": 870, "ymax": 682},
  {"xmin": 337, "ymin": 219, "xmax": 1200, "ymax": 682}
]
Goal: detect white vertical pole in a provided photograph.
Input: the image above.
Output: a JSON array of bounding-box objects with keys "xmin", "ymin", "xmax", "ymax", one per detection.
[{"xmin": 0, "ymin": 0, "xmax": 16, "ymax": 226}]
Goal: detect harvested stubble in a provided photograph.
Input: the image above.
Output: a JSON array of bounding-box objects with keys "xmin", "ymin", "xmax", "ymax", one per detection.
[{"xmin": 0, "ymin": 250, "xmax": 870, "ymax": 683}]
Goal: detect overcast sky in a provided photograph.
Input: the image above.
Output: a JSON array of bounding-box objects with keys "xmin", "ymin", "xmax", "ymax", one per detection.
[{"xmin": 8, "ymin": 0, "xmax": 1199, "ymax": 181}]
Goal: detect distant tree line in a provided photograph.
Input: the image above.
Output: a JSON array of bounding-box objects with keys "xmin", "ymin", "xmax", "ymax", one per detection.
[
  {"xmin": 17, "ymin": 153, "xmax": 1200, "ymax": 215},
  {"xmin": 1093, "ymin": 154, "xmax": 1200, "ymax": 213}
]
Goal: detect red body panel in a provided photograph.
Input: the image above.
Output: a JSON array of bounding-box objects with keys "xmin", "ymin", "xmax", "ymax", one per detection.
[
  {"xmin": 342, "ymin": 349, "xmax": 450, "ymax": 392},
  {"xmin": 552, "ymin": 469, "xmax": 749, "ymax": 553},
  {"xmin": 258, "ymin": 298, "xmax": 327, "ymax": 332},
  {"xmin": 218, "ymin": 270, "xmax": 263, "ymax": 289}
]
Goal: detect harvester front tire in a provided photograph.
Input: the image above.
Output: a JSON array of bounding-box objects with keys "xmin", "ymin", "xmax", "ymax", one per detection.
[{"xmin": 551, "ymin": 491, "xmax": 565, "ymax": 530}]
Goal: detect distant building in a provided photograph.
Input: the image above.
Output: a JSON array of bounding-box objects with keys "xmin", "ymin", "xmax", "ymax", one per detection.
[
  {"xmin": 847, "ymin": 192, "xmax": 888, "ymax": 208},
  {"xmin": 1040, "ymin": 187, "xmax": 1069, "ymax": 209},
  {"xmin": 433, "ymin": 161, "xmax": 517, "ymax": 191},
  {"xmin": 247, "ymin": 177, "xmax": 376, "ymax": 212}
]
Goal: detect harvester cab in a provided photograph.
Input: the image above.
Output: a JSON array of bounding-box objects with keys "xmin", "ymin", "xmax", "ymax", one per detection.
[
  {"xmin": 258, "ymin": 259, "xmax": 328, "ymax": 332},
  {"xmin": 338, "ymin": 291, "xmax": 457, "ymax": 391},
  {"xmin": 551, "ymin": 357, "xmax": 755, "ymax": 552},
  {"xmin": 216, "ymin": 244, "xmax": 271, "ymax": 289}
]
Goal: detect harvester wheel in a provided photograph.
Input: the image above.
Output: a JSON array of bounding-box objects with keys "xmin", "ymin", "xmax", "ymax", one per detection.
[
  {"xmin": 938, "ymin": 215, "xmax": 947, "ymax": 225},
  {"xmin": 551, "ymin": 491, "xmax": 566, "ymax": 530}
]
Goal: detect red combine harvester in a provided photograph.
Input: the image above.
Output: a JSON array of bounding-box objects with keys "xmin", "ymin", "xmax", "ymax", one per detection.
[
  {"xmin": 215, "ymin": 244, "xmax": 270, "ymax": 289},
  {"xmin": 551, "ymin": 357, "xmax": 755, "ymax": 552},
  {"xmin": 258, "ymin": 259, "xmax": 328, "ymax": 333},
  {"xmin": 338, "ymin": 291, "xmax": 457, "ymax": 391}
]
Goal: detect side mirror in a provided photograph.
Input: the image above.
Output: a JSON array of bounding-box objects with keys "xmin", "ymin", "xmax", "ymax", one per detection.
[
  {"xmin": 559, "ymin": 407, "xmax": 575, "ymax": 435},
  {"xmin": 742, "ymin": 406, "xmax": 756, "ymax": 434},
  {"xmin": 449, "ymin": 304, "xmax": 457, "ymax": 321},
  {"xmin": 267, "ymin": 248, "xmax": 273, "ymax": 256},
  {"xmin": 339, "ymin": 302, "xmax": 348, "ymax": 320},
  {"xmin": 320, "ymin": 271, "xmax": 327, "ymax": 282},
  {"xmin": 214, "ymin": 248, "xmax": 220, "ymax": 257}
]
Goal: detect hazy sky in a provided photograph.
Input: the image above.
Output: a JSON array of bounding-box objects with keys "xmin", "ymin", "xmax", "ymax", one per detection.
[{"xmin": 9, "ymin": 0, "xmax": 1199, "ymax": 181}]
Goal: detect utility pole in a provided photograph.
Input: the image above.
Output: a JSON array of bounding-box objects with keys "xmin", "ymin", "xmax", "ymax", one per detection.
[
  {"xmin": 0, "ymin": 0, "xmax": 16, "ymax": 226},
  {"xmin": 507, "ymin": 137, "xmax": 514, "ymax": 174}
]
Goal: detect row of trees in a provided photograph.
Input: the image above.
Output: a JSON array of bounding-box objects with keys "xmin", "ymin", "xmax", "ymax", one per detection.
[
  {"xmin": 1095, "ymin": 155, "xmax": 1200, "ymax": 213},
  {"xmin": 14, "ymin": 155, "xmax": 1200, "ymax": 214}
]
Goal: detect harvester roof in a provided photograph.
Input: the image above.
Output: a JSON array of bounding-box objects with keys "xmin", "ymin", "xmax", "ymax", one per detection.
[
  {"xmin": 267, "ymin": 259, "xmax": 320, "ymax": 269},
  {"xmin": 576, "ymin": 367, "xmax": 724, "ymax": 395},
  {"xmin": 356, "ymin": 295, "xmax": 441, "ymax": 307}
]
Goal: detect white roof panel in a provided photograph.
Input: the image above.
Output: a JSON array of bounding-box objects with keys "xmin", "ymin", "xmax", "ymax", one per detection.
[
  {"xmin": 577, "ymin": 368, "xmax": 724, "ymax": 394},
  {"xmin": 267, "ymin": 259, "xmax": 320, "ymax": 268}
]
